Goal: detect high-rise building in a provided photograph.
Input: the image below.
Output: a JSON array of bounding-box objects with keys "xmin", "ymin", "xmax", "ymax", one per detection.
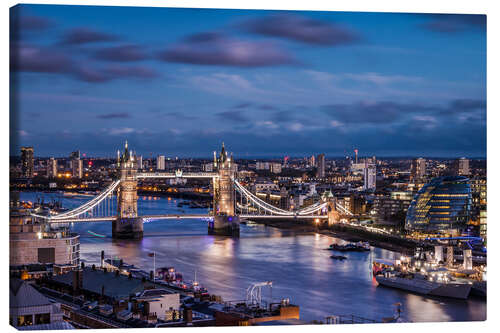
[
  {"xmin": 157, "ymin": 155, "xmax": 165, "ymax": 170},
  {"xmin": 411, "ymin": 158, "xmax": 426, "ymax": 182},
  {"xmin": 70, "ymin": 150, "xmax": 80, "ymax": 160},
  {"xmin": 71, "ymin": 159, "xmax": 83, "ymax": 179},
  {"xmin": 46, "ymin": 157, "xmax": 58, "ymax": 178},
  {"xmin": 316, "ymin": 154, "xmax": 325, "ymax": 178},
  {"xmin": 136, "ymin": 156, "xmax": 143, "ymax": 170},
  {"xmin": 363, "ymin": 162, "xmax": 376, "ymax": 190},
  {"xmin": 453, "ymin": 157, "xmax": 470, "ymax": 176},
  {"xmin": 69, "ymin": 151, "xmax": 82, "ymax": 179},
  {"xmin": 20, "ymin": 146, "xmax": 34, "ymax": 178},
  {"xmin": 309, "ymin": 155, "xmax": 316, "ymax": 168}
]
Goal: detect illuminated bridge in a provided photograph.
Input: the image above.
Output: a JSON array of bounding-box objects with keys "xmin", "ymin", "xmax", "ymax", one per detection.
[{"xmin": 31, "ymin": 142, "xmax": 353, "ymax": 238}]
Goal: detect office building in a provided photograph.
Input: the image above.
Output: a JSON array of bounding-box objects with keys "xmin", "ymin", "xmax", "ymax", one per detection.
[
  {"xmin": 270, "ymin": 163, "xmax": 282, "ymax": 174},
  {"xmin": 309, "ymin": 155, "xmax": 315, "ymax": 168},
  {"xmin": 405, "ymin": 176, "xmax": 472, "ymax": 236},
  {"xmin": 46, "ymin": 158, "xmax": 57, "ymax": 178},
  {"xmin": 453, "ymin": 157, "xmax": 470, "ymax": 176},
  {"xmin": 470, "ymin": 177, "xmax": 486, "ymax": 238},
  {"xmin": 363, "ymin": 162, "xmax": 376, "ymax": 190},
  {"xmin": 71, "ymin": 159, "xmax": 83, "ymax": 179},
  {"xmin": 316, "ymin": 154, "xmax": 325, "ymax": 178},
  {"xmin": 157, "ymin": 155, "xmax": 165, "ymax": 170},
  {"xmin": 410, "ymin": 158, "xmax": 426, "ymax": 182},
  {"xmin": 20, "ymin": 146, "xmax": 34, "ymax": 178},
  {"xmin": 136, "ymin": 155, "xmax": 143, "ymax": 170}
]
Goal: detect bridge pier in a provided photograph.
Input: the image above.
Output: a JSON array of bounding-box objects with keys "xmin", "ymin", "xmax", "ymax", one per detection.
[
  {"xmin": 113, "ymin": 141, "xmax": 143, "ymax": 240},
  {"xmin": 211, "ymin": 143, "xmax": 239, "ymax": 237},
  {"xmin": 113, "ymin": 217, "xmax": 144, "ymax": 239},
  {"xmin": 208, "ymin": 216, "xmax": 240, "ymax": 236}
]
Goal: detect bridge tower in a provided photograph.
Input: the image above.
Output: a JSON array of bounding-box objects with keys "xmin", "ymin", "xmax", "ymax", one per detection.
[
  {"xmin": 113, "ymin": 141, "xmax": 143, "ymax": 239},
  {"xmin": 323, "ymin": 191, "xmax": 340, "ymax": 226},
  {"xmin": 209, "ymin": 143, "xmax": 239, "ymax": 236}
]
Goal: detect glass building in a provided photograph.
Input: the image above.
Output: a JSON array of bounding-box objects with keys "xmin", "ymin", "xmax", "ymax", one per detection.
[{"xmin": 405, "ymin": 176, "xmax": 472, "ymax": 236}]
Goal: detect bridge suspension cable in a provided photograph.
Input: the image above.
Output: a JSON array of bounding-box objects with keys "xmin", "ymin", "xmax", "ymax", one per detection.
[
  {"xmin": 233, "ymin": 179, "xmax": 329, "ymax": 216},
  {"xmin": 31, "ymin": 180, "xmax": 121, "ymax": 221}
]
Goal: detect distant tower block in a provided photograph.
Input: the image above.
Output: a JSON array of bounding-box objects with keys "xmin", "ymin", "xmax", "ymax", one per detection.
[
  {"xmin": 113, "ymin": 141, "xmax": 143, "ymax": 239},
  {"xmin": 209, "ymin": 143, "xmax": 239, "ymax": 237}
]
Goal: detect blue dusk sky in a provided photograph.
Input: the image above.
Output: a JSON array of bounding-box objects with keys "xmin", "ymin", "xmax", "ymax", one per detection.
[{"xmin": 10, "ymin": 4, "xmax": 486, "ymax": 158}]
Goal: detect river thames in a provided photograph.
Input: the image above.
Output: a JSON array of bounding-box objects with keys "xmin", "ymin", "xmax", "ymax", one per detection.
[{"xmin": 21, "ymin": 192, "xmax": 486, "ymax": 323}]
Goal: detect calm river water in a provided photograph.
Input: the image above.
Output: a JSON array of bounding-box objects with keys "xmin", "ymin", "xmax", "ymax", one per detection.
[{"xmin": 20, "ymin": 192, "xmax": 486, "ymax": 323}]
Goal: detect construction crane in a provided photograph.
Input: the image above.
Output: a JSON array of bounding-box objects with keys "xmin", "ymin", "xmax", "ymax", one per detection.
[{"xmin": 246, "ymin": 281, "xmax": 272, "ymax": 307}]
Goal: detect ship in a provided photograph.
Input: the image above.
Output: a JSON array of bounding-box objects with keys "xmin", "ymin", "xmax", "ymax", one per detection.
[{"xmin": 375, "ymin": 271, "xmax": 472, "ymax": 299}]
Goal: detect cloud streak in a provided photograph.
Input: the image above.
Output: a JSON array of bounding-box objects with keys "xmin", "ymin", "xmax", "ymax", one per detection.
[
  {"xmin": 240, "ymin": 14, "xmax": 360, "ymax": 46},
  {"xmin": 61, "ymin": 27, "xmax": 118, "ymax": 45},
  {"xmin": 158, "ymin": 32, "xmax": 296, "ymax": 67},
  {"xmin": 94, "ymin": 44, "xmax": 148, "ymax": 62},
  {"xmin": 96, "ymin": 112, "xmax": 131, "ymax": 119}
]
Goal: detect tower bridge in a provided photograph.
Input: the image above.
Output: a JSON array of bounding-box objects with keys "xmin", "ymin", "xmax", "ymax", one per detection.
[{"xmin": 31, "ymin": 142, "xmax": 353, "ymax": 239}]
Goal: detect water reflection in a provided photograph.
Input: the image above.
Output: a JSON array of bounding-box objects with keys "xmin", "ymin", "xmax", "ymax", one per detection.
[{"xmin": 20, "ymin": 192, "xmax": 486, "ymax": 323}]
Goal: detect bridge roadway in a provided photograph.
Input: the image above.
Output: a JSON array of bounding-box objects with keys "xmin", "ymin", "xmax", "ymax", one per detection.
[
  {"xmin": 44, "ymin": 214, "xmax": 328, "ymax": 223},
  {"xmin": 136, "ymin": 172, "xmax": 218, "ymax": 179}
]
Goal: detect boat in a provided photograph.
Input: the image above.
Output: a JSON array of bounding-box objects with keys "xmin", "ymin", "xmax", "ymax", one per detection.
[
  {"xmin": 329, "ymin": 241, "xmax": 370, "ymax": 252},
  {"xmin": 330, "ymin": 255, "xmax": 347, "ymax": 260},
  {"xmin": 375, "ymin": 271, "xmax": 472, "ymax": 299},
  {"xmin": 87, "ymin": 230, "xmax": 106, "ymax": 238}
]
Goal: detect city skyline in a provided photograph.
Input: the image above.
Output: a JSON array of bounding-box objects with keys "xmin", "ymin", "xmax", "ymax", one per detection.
[{"xmin": 11, "ymin": 5, "xmax": 486, "ymax": 157}]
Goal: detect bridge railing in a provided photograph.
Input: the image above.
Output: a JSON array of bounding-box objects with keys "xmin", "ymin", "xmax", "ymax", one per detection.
[{"xmin": 137, "ymin": 172, "xmax": 218, "ymax": 179}]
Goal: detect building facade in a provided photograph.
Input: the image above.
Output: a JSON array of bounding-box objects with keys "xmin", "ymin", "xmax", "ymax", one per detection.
[
  {"xmin": 156, "ymin": 155, "xmax": 165, "ymax": 170},
  {"xmin": 21, "ymin": 146, "xmax": 34, "ymax": 178},
  {"xmin": 410, "ymin": 158, "xmax": 426, "ymax": 182},
  {"xmin": 10, "ymin": 210, "xmax": 80, "ymax": 267},
  {"xmin": 405, "ymin": 176, "xmax": 472, "ymax": 236},
  {"xmin": 316, "ymin": 154, "xmax": 325, "ymax": 178}
]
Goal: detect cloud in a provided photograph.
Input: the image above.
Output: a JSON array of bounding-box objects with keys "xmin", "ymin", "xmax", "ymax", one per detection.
[
  {"xmin": 343, "ymin": 72, "xmax": 423, "ymax": 85},
  {"xmin": 108, "ymin": 127, "xmax": 136, "ymax": 135},
  {"xmin": 11, "ymin": 43, "xmax": 156, "ymax": 83},
  {"xmin": 321, "ymin": 99, "xmax": 485, "ymax": 126},
  {"xmin": 215, "ymin": 110, "xmax": 248, "ymax": 122},
  {"xmin": 74, "ymin": 65, "xmax": 158, "ymax": 83},
  {"xmin": 158, "ymin": 32, "xmax": 296, "ymax": 67},
  {"xmin": 10, "ymin": 13, "xmax": 53, "ymax": 32},
  {"xmin": 233, "ymin": 102, "xmax": 252, "ymax": 109},
  {"xmin": 240, "ymin": 14, "xmax": 360, "ymax": 46},
  {"xmin": 61, "ymin": 28, "xmax": 118, "ymax": 45},
  {"xmin": 162, "ymin": 112, "xmax": 198, "ymax": 121},
  {"xmin": 102, "ymin": 65, "xmax": 158, "ymax": 79},
  {"xmin": 94, "ymin": 44, "xmax": 148, "ymax": 62},
  {"xmin": 97, "ymin": 112, "xmax": 131, "ymax": 119},
  {"xmin": 10, "ymin": 43, "xmax": 74, "ymax": 73},
  {"xmin": 420, "ymin": 14, "xmax": 486, "ymax": 34}
]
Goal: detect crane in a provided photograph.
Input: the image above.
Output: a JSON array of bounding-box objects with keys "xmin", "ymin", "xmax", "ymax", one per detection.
[{"xmin": 246, "ymin": 281, "xmax": 272, "ymax": 307}]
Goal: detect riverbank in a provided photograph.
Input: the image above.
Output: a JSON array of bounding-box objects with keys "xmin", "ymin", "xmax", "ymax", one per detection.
[{"xmin": 251, "ymin": 219, "xmax": 421, "ymax": 255}]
